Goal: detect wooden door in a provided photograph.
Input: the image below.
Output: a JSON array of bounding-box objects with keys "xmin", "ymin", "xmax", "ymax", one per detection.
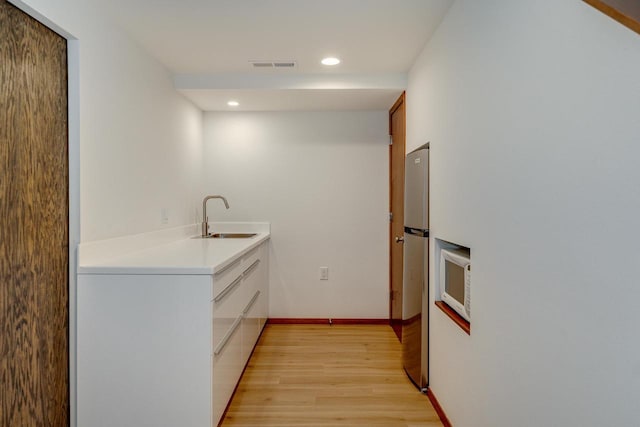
[
  {"xmin": 389, "ymin": 93, "xmax": 406, "ymax": 341},
  {"xmin": 0, "ymin": 1, "xmax": 69, "ymax": 425}
]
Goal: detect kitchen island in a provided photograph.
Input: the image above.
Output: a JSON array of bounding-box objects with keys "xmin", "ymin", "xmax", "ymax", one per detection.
[{"xmin": 77, "ymin": 223, "xmax": 270, "ymax": 427}]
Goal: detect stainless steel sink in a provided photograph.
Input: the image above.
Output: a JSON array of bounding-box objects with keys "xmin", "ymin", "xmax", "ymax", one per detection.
[{"xmin": 203, "ymin": 233, "xmax": 257, "ymax": 239}]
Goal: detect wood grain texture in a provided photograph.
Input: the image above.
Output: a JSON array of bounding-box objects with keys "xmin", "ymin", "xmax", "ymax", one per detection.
[
  {"xmin": 389, "ymin": 92, "xmax": 406, "ymax": 342},
  {"xmin": 221, "ymin": 324, "xmax": 443, "ymax": 427},
  {"xmin": 0, "ymin": 0, "xmax": 69, "ymax": 425},
  {"xmin": 583, "ymin": 0, "xmax": 640, "ymax": 35}
]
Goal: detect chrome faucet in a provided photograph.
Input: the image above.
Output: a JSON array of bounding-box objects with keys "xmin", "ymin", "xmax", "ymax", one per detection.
[{"xmin": 202, "ymin": 195, "xmax": 229, "ymax": 237}]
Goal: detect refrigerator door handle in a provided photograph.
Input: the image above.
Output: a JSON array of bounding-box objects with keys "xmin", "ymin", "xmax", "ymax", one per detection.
[{"xmin": 395, "ymin": 236, "xmax": 404, "ymax": 243}]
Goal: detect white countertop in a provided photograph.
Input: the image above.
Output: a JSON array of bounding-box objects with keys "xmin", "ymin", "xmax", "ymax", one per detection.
[{"xmin": 78, "ymin": 223, "xmax": 270, "ymax": 275}]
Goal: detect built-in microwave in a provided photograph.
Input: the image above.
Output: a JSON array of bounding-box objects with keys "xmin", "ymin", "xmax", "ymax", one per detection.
[{"xmin": 440, "ymin": 248, "xmax": 471, "ymax": 322}]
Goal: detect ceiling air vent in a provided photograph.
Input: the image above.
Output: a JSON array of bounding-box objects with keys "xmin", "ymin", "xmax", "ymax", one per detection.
[{"xmin": 249, "ymin": 60, "xmax": 296, "ymax": 69}]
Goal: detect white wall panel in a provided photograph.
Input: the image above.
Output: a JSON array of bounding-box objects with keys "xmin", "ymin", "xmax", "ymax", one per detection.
[
  {"xmin": 15, "ymin": 0, "xmax": 204, "ymax": 242},
  {"xmin": 203, "ymin": 111, "xmax": 389, "ymax": 319},
  {"xmin": 407, "ymin": 1, "xmax": 640, "ymax": 426}
]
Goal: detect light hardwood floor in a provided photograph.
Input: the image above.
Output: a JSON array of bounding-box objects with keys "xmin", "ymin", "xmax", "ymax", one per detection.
[{"xmin": 220, "ymin": 324, "xmax": 443, "ymax": 427}]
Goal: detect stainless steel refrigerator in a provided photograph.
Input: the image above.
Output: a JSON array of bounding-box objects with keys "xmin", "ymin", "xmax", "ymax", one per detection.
[{"xmin": 402, "ymin": 143, "xmax": 429, "ymax": 391}]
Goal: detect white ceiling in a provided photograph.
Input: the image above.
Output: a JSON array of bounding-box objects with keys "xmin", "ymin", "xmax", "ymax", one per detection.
[{"xmin": 104, "ymin": 0, "xmax": 453, "ymax": 111}]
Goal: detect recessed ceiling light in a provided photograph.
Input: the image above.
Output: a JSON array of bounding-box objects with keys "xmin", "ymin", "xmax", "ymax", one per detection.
[
  {"xmin": 321, "ymin": 57, "xmax": 340, "ymax": 66},
  {"xmin": 227, "ymin": 100, "xmax": 239, "ymax": 107}
]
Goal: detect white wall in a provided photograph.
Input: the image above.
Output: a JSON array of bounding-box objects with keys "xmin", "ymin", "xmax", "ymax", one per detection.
[
  {"xmin": 203, "ymin": 111, "xmax": 389, "ymax": 319},
  {"xmin": 15, "ymin": 0, "xmax": 204, "ymax": 242},
  {"xmin": 407, "ymin": 1, "xmax": 640, "ymax": 425}
]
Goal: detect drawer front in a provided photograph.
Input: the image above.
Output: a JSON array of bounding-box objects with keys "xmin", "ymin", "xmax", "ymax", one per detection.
[
  {"xmin": 211, "ymin": 242, "xmax": 268, "ymax": 427},
  {"xmin": 212, "ymin": 258, "xmax": 243, "ymax": 301},
  {"xmin": 241, "ymin": 290, "xmax": 262, "ymax": 365},
  {"xmin": 212, "ymin": 280, "xmax": 247, "ymax": 349},
  {"xmin": 212, "ymin": 317, "xmax": 242, "ymax": 426},
  {"xmin": 240, "ymin": 258, "xmax": 261, "ymax": 296},
  {"xmin": 241, "ymin": 245, "xmax": 260, "ymax": 270},
  {"xmin": 211, "ymin": 242, "xmax": 266, "ymax": 358}
]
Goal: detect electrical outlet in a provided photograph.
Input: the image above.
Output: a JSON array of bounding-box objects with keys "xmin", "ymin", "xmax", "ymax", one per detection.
[
  {"xmin": 320, "ymin": 267, "xmax": 329, "ymax": 280},
  {"xmin": 160, "ymin": 208, "xmax": 169, "ymax": 225}
]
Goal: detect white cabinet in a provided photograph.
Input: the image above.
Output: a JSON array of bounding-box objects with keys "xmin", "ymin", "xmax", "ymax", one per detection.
[
  {"xmin": 211, "ymin": 315, "xmax": 242, "ymax": 425},
  {"xmin": 77, "ymin": 274, "xmax": 212, "ymax": 427},
  {"xmin": 78, "ymin": 240, "xmax": 269, "ymax": 427},
  {"xmin": 212, "ymin": 243, "xmax": 268, "ymax": 425}
]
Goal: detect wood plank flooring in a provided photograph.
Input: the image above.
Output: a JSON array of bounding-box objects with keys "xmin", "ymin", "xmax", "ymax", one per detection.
[{"xmin": 221, "ymin": 324, "xmax": 443, "ymax": 427}]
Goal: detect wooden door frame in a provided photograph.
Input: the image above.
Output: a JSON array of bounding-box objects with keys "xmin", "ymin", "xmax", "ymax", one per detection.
[
  {"xmin": 389, "ymin": 92, "xmax": 406, "ymax": 326},
  {"xmin": 7, "ymin": 2, "xmax": 80, "ymax": 425}
]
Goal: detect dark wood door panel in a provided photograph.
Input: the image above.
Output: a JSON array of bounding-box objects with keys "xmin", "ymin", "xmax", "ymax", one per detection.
[{"xmin": 1, "ymin": 0, "xmax": 69, "ymax": 425}]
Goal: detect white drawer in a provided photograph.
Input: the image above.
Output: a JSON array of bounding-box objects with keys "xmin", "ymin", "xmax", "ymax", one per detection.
[
  {"xmin": 212, "ymin": 258, "xmax": 243, "ymax": 302},
  {"xmin": 212, "ymin": 242, "xmax": 265, "ymax": 356},
  {"xmin": 212, "ymin": 278, "xmax": 247, "ymax": 349},
  {"xmin": 241, "ymin": 245, "xmax": 261, "ymax": 270},
  {"xmin": 240, "ymin": 258, "xmax": 261, "ymax": 294},
  {"xmin": 241, "ymin": 290, "xmax": 262, "ymax": 364},
  {"xmin": 212, "ymin": 316, "xmax": 242, "ymax": 426}
]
